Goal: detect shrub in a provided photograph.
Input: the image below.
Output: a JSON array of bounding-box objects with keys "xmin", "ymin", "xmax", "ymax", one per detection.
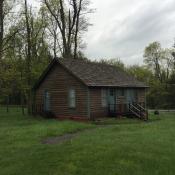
[
  {"xmin": 154, "ymin": 110, "xmax": 159, "ymax": 115},
  {"xmin": 42, "ymin": 111, "xmax": 56, "ymax": 119}
]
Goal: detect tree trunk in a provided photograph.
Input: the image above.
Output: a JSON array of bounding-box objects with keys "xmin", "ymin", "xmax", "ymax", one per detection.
[
  {"xmin": 53, "ymin": 29, "xmax": 57, "ymax": 58},
  {"xmin": 59, "ymin": 0, "xmax": 68, "ymax": 58},
  {"xmin": 74, "ymin": 0, "xmax": 82, "ymax": 59},
  {"xmin": 24, "ymin": 0, "xmax": 32, "ymax": 115},
  {"xmin": 21, "ymin": 92, "xmax": 25, "ymax": 115},
  {"xmin": 0, "ymin": 0, "xmax": 4, "ymax": 61},
  {"xmin": 6, "ymin": 95, "xmax": 9, "ymax": 113}
]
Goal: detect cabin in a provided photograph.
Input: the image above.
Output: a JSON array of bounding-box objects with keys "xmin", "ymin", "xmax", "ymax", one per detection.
[{"xmin": 33, "ymin": 58, "xmax": 149, "ymax": 121}]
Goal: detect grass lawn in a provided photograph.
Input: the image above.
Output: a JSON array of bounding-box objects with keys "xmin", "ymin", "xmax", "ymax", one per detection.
[{"xmin": 0, "ymin": 107, "xmax": 175, "ymax": 175}]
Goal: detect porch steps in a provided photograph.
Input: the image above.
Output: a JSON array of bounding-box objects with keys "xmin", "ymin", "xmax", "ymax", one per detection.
[{"xmin": 129, "ymin": 103, "xmax": 148, "ymax": 121}]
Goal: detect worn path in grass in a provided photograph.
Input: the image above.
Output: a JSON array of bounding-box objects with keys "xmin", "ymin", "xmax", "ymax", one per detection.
[
  {"xmin": 41, "ymin": 127, "xmax": 99, "ymax": 144},
  {"xmin": 41, "ymin": 118, "xmax": 145, "ymax": 145}
]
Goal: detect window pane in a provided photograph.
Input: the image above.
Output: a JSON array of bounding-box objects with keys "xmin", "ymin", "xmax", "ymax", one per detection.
[
  {"xmin": 44, "ymin": 90, "xmax": 50, "ymax": 111},
  {"xmin": 117, "ymin": 89, "xmax": 125, "ymax": 96},
  {"xmin": 69, "ymin": 89, "xmax": 76, "ymax": 108},
  {"xmin": 70, "ymin": 98, "xmax": 75, "ymax": 108},
  {"xmin": 110, "ymin": 89, "xmax": 114, "ymax": 96},
  {"xmin": 70, "ymin": 89, "xmax": 75, "ymax": 98}
]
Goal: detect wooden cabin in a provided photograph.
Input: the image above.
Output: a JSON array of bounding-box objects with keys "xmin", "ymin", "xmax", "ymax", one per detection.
[{"xmin": 33, "ymin": 58, "xmax": 149, "ymax": 120}]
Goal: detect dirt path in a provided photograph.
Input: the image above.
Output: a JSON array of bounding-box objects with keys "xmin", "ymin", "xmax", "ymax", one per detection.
[{"xmin": 41, "ymin": 127, "xmax": 100, "ymax": 145}]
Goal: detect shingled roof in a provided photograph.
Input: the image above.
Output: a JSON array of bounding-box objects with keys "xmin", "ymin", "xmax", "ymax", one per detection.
[{"xmin": 33, "ymin": 57, "xmax": 148, "ymax": 89}]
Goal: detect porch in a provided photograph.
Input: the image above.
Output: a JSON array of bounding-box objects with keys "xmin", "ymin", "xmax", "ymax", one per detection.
[
  {"xmin": 108, "ymin": 102, "xmax": 148, "ymax": 120},
  {"xmin": 105, "ymin": 88, "xmax": 148, "ymax": 120}
]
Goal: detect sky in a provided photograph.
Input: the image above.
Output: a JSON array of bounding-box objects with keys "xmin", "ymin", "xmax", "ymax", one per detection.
[{"xmin": 30, "ymin": 0, "xmax": 175, "ymax": 65}]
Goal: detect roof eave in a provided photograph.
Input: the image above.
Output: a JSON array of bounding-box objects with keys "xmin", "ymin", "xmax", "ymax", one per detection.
[
  {"xmin": 32, "ymin": 58, "xmax": 58, "ymax": 90},
  {"xmin": 87, "ymin": 85, "xmax": 149, "ymax": 88}
]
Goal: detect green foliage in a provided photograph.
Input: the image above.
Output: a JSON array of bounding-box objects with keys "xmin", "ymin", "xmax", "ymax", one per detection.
[
  {"xmin": 98, "ymin": 58, "xmax": 125, "ymax": 70},
  {"xmin": 127, "ymin": 65, "xmax": 154, "ymax": 83},
  {"xmin": 143, "ymin": 41, "xmax": 175, "ymax": 109},
  {"xmin": 144, "ymin": 42, "xmax": 162, "ymax": 81},
  {"xmin": 0, "ymin": 6, "xmax": 51, "ymax": 105}
]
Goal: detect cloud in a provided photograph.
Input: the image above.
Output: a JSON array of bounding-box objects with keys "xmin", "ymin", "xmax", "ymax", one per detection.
[
  {"xmin": 85, "ymin": 0, "xmax": 175, "ymax": 65},
  {"xmin": 30, "ymin": 0, "xmax": 175, "ymax": 65}
]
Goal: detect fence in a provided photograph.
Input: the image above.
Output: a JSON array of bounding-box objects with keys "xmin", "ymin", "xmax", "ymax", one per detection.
[
  {"xmin": 0, "ymin": 105, "xmax": 26, "ymax": 114},
  {"xmin": 149, "ymin": 110, "xmax": 175, "ymax": 113}
]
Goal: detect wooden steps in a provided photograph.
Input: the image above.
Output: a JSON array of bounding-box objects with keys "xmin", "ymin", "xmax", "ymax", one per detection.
[{"xmin": 129, "ymin": 103, "xmax": 148, "ymax": 121}]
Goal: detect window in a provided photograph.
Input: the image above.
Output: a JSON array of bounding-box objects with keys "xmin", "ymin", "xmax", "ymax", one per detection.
[
  {"xmin": 126, "ymin": 89, "xmax": 137, "ymax": 103},
  {"xmin": 110, "ymin": 89, "xmax": 114, "ymax": 96},
  {"xmin": 121, "ymin": 89, "xmax": 125, "ymax": 96},
  {"xmin": 101, "ymin": 89, "xmax": 108, "ymax": 107},
  {"xmin": 117, "ymin": 89, "xmax": 125, "ymax": 97},
  {"xmin": 68, "ymin": 88, "xmax": 76, "ymax": 108},
  {"xmin": 44, "ymin": 90, "xmax": 50, "ymax": 111}
]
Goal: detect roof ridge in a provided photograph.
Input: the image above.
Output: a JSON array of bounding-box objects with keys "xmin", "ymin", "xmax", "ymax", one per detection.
[{"xmin": 58, "ymin": 57, "xmax": 126, "ymax": 71}]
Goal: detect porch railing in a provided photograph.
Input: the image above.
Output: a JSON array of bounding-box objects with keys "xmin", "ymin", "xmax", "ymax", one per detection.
[
  {"xmin": 108, "ymin": 102, "xmax": 148, "ymax": 120},
  {"xmin": 32, "ymin": 104, "xmax": 44, "ymax": 115},
  {"xmin": 129, "ymin": 103, "xmax": 148, "ymax": 120}
]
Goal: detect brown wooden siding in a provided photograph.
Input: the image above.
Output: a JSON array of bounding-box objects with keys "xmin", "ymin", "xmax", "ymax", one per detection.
[
  {"xmin": 89, "ymin": 88, "xmax": 108, "ymax": 118},
  {"xmin": 116, "ymin": 96, "xmax": 126, "ymax": 113},
  {"xmin": 137, "ymin": 89, "xmax": 145, "ymax": 103},
  {"xmin": 35, "ymin": 63, "xmax": 88, "ymax": 118}
]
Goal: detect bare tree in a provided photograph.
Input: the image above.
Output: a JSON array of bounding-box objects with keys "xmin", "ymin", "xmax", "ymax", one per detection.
[
  {"xmin": 41, "ymin": 6, "xmax": 62, "ymax": 57},
  {"xmin": 172, "ymin": 39, "xmax": 175, "ymax": 70},
  {"xmin": 43, "ymin": 0, "xmax": 92, "ymax": 58},
  {"xmin": 0, "ymin": 0, "xmax": 4, "ymax": 61},
  {"xmin": 0, "ymin": 0, "xmax": 18, "ymax": 61},
  {"xmin": 23, "ymin": 0, "xmax": 32, "ymax": 114},
  {"xmin": 23, "ymin": 0, "xmax": 49, "ymax": 114}
]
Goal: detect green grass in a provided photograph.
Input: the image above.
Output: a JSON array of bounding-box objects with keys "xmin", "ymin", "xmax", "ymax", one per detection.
[{"xmin": 0, "ymin": 108, "xmax": 175, "ymax": 175}]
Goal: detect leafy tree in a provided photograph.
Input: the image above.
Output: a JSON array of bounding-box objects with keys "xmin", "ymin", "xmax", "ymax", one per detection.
[
  {"xmin": 143, "ymin": 40, "xmax": 175, "ymax": 109},
  {"xmin": 144, "ymin": 42, "xmax": 163, "ymax": 82},
  {"xmin": 0, "ymin": 1, "xmax": 51, "ymax": 114},
  {"xmin": 127, "ymin": 65, "xmax": 154, "ymax": 83},
  {"xmin": 98, "ymin": 58, "xmax": 125, "ymax": 70}
]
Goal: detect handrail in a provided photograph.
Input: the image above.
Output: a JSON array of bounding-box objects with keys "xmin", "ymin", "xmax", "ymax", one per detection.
[
  {"xmin": 136, "ymin": 103, "xmax": 146, "ymax": 112},
  {"xmin": 129, "ymin": 108, "xmax": 141, "ymax": 118},
  {"xmin": 130, "ymin": 104, "xmax": 140, "ymax": 113},
  {"xmin": 136, "ymin": 104, "xmax": 148, "ymax": 120},
  {"xmin": 129, "ymin": 103, "xmax": 148, "ymax": 120}
]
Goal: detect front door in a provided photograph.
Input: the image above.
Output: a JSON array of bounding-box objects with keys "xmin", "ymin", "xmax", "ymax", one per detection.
[
  {"xmin": 108, "ymin": 89, "xmax": 116, "ymax": 113},
  {"xmin": 126, "ymin": 89, "xmax": 137, "ymax": 110}
]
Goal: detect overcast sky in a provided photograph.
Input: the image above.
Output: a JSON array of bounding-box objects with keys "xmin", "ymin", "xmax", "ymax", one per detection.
[{"xmin": 31, "ymin": 0, "xmax": 175, "ymax": 65}]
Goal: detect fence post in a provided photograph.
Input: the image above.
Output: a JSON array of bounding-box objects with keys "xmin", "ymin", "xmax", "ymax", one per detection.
[{"xmin": 6, "ymin": 96, "xmax": 9, "ymax": 113}]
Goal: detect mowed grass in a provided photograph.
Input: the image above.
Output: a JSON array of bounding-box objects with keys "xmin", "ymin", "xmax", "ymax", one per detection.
[{"xmin": 0, "ymin": 107, "xmax": 175, "ymax": 175}]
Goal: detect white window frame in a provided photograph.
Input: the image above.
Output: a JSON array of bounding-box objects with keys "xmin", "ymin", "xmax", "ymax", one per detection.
[
  {"xmin": 68, "ymin": 88, "xmax": 76, "ymax": 108},
  {"xmin": 101, "ymin": 89, "xmax": 108, "ymax": 107}
]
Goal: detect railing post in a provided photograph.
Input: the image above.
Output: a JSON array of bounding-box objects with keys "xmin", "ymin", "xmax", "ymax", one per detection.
[{"xmin": 140, "ymin": 108, "xmax": 141, "ymax": 119}]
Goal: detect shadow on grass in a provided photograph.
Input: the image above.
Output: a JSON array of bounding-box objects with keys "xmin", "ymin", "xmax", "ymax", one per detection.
[{"xmin": 92, "ymin": 117, "xmax": 144, "ymax": 126}]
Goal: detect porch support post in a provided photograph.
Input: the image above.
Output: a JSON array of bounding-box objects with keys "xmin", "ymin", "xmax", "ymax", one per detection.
[{"xmin": 145, "ymin": 88, "xmax": 147, "ymax": 109}]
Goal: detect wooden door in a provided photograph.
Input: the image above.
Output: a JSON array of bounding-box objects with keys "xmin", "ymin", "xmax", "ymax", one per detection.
[{"xmin": 108, "ymin": 89, "xmax": 116, "ymax": 112}]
